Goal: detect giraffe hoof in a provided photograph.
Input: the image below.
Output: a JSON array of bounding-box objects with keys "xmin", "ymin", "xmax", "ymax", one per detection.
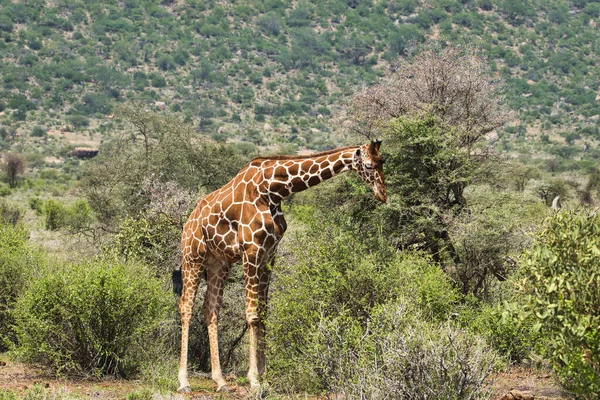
[
  {"xmin": 177, "ymin": 386, "xmax": 192, "ymax": 393},
  {"xmin": 216, "ymin": 384, "xmax": 229, "ymax": 392}
]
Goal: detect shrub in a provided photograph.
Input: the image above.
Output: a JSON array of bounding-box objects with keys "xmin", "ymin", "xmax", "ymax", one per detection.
[
  {"xmin": 62, "ymin": 199, "xmax": 95, "ymax": 235},
  {"xmin": 28, "ymin": 197, "xmax": 43, "ymax": 215},
  {"xmin": 462, "ymin": 300, "xmax": 537, "ymax": 363},
  {"xmin": 13, "ymin": 258, "xmax": 172, "ymax": 377},
  {"xmin": 339, "ymin": 303, "xmax": 497, "ymax": 399},
  {"xmin": 31, "ymin": 126, "xmax": 46, "ymax": 138},
  {"xmin": 522, "ymin": 211, "xmax": 600, "ymax": 396},
  {"xmin": 0, "ymin": 184, "xmax": 10, "ymax": 197},
  {"xmin": 266, "ymin": 220, "xmax": 483, "ymax": 394},
  {"xmin": 43, "ymin": 199, "xmax": 67, "ymax": 230},
  {"xmin": 68, "ymin": 115, "xmax": 89, "ymax": 129},
  {"xmin": 0, "ymin": 223, "xmax": 43, "ymax": 351},
  {"xmin": 0, "ymin": 199, "xmax": 23, "ymax": 226}
]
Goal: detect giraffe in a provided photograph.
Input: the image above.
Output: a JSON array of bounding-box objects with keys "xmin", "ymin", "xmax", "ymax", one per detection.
[{"xmin": 176, "ymin": 139, "xmax": 387, "ymax": 392}]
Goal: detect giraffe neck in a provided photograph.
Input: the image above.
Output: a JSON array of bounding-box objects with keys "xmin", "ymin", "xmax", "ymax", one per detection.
[{"xmin": 259, "ymin": 147, "xmax": 358, "ymax": 204}]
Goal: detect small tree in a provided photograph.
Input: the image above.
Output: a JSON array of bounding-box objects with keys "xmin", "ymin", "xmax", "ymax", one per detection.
[
  {"xmin": 82, "ymin": 103, "xmax": 245, "ymax": 228},
  {"xmin": 522, "ymin": 211, "xmax": 600, "ymax": 396},
  {"xmin": 2, "ymin": 152, "xmax": 26, "ymax": 188}
]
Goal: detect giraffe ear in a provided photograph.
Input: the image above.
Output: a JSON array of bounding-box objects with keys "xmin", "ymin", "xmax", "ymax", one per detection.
[{"xmin": 355, "ymin": 148, "xmax": 361, "ymax": 157}]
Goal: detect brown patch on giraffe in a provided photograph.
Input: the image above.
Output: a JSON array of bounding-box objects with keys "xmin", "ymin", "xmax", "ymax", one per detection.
[
  {"xmin": 288, "ymin": 163, "xmax": 299, "ymax": 175},
  {"xmin": 300, "ymin": 160, "xmax": 313, "ymax": 172},
  {"xmin": 290, "ymin": 177, "xmax": 308, "ymax": 192},
  {"xmin": 262, "ymin": 167, "xmax": 273, "ymax": 180},
  {"xmin": 274, "ymin": 166, "xmax": 287, "ymax": 179},
  {"xmin": 321, "ymin": 168, "xmax": 333, "ymax": 180},
  {"xmin": 308, "ymin": 175, "xmax": 321, "ymax": 186}
]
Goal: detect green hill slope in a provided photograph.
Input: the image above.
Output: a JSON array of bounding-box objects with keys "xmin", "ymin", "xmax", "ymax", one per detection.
[{"xmin": 1, "ymin": 0, "xmax": 599, "ymax": 158}]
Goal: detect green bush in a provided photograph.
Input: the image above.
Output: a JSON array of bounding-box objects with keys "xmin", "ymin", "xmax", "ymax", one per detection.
[
  {"xmin": 0, "ymin": 223, "xmax": 43, "ymax": 351},
  {"xmin": 266, "ymin": 219, "xmax": 487, "ymax": 394},
  {"xmin": 522, "ymin": 211, "xmax": 600, "ymax": 396},
  {"xmin": 43, "ymin": 199, "xmax": 66, "ymax": 230},
  {"xmin": 13, "ymin": 258, "xmax": 172, "ymax": 377},
  {"xmin": 28, "ymin": 197, "xmax": 43, "ymax": 215},
  {"xmin": 462, "ymin": 300, "xmax": 537, "ymax": 363},
  {"xmin": 31, "ymin": 126, "xmax": 46, "ymax": 137},
  {"xmin": 0, "ymin": 389, "xmax": 17, "ymax": 400},
  {"xmin": 0, "ymin": 199, "xmax": 23, "ymax": 226},
  {"xmin": 62, "ymin": 199, "xmax": 94, "ymax": 235},
  {"xmin": 0, "ymin": 184, "xmax": 10, "ymax": 197}
]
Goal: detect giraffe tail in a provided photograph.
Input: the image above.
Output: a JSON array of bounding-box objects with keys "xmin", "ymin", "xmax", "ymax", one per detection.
[{"xmin": 172, "ymin": 269, "xmax": 182, "ymax": 296}]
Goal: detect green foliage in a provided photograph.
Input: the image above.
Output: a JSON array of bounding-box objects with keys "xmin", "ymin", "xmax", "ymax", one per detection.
[
  {"xmin": 125, "ymin": 388, "xmax": 154, "ymax": 400},
  {"xmin": 82, "ymin": 105, "xmax": 244, "ymax": 228},
  {"xmin": 43, "ymin": 199, "xmax": 66, "ymax": 231},
  {"xmin": 13, "ymin": 258, "xmax": 172, "ymax": 377},
  {"xmin": 266, "ymin": 216, "xmax": 481, "ymax": 393},
  {"xmin": 0, "ymin": 199, "xmax": 23, "ymax": 226},
  {"xmin": 62, "ymin": 199, "xmax": 95, "ymax": 235},
  {"xmin": 31, "ymin": 126, "xmax": 46, "ymax": 138},
  {"xmin": 0, "ymin": 184, "xmax": 10, "ymax": 197},
  {"xmin": 28, "ymin": 197, "xmax": 43, "ymax": 215},
  {"xmin": 113, "ymin": 215, "xmax": 181, "ymax": 275},
  {"xmin": 451, "ymin": 185, "xmax": 548, "ymax": 298},
  {"xmin": 386, "ymin": 115, "xmax": 476, "ymax": 208},
  {"xmin": 461, "ymin": 299, "xmax": 538, "ymax": 363},
  {"xmin": 0, "ymin": 223, "xmax": 43, "ymax": 351},
  {"xmin": 522, "ymin": 211, "xmax": 600, "ymax": 396},
  {"xmin": 0, "ymin": 389, "xmax": 16, "ymax": 400}
]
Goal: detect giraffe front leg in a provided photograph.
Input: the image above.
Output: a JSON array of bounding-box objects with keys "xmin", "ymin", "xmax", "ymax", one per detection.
[
  {"xmin": 243, "ymin": 248, "xmax": 265, "ymax": 388},
  {"xmin": 178, "ymin": 261, "xmax": 202, "ymax": 393},
  {"xmin": 257, "ymin": 262, "xmax": 272, "ymax": 376},
  {"xmin": 203, "ymin": 261, "xmax": 229, "ymax": 391}
]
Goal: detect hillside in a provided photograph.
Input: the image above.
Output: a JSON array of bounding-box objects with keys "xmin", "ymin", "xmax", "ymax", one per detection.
[{"xmin": 1, "ymin": 0, "xmax": 600, "ymax": 165}]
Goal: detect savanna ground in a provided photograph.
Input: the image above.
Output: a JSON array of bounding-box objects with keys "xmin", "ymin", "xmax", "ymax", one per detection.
[{"xmin": 0, "ymin": 354, "xmax": 573, "ymax": 400}]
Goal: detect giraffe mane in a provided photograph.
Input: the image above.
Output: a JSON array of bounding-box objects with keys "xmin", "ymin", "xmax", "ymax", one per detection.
[{"xmin": 250, "ymin": 145, "xmax": 358, "ymax": 161}]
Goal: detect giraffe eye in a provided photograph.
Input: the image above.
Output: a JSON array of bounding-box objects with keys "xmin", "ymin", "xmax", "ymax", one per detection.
[{"xmin": 364, "ymin": 162, "xmax": 373, "ymax": 170}]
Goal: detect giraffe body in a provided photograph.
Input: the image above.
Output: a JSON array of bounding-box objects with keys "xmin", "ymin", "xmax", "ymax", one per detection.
[{"xmin": 177, "ymin": 141, "xmax": 386, "ymax": 392}]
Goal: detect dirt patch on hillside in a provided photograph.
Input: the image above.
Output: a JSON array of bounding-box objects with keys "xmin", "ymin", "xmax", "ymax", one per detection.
[{"xmin": 488, "ymin": 365, "xmax": 574, "ymax": 400}]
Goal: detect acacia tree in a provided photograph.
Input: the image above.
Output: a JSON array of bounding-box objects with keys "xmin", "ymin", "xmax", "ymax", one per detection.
[
  {"xmin": 2, "ymin": 152, "xmax": 26, "ymax": 188},
  {"xmin": 340, "ymin": 44, "xmax": 513, "ymax": 296},
  {"xmin": 82, "ymin": 103, "xmax": 245, "ymax": 228},
  {"xmin": 347, "ymin": 44, "xmax": 509, "ymax": 148}
]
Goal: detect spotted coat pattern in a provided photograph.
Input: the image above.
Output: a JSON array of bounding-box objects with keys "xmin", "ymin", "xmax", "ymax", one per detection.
[{"xmin": 177, "ymin": 141, "xmax": 386, "ymax": 392}]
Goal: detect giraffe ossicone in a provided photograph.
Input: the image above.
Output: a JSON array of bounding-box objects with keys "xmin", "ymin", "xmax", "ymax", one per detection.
[{"xmin": 176, "ymin": 140, "xmax": 387, "ymax": 392}]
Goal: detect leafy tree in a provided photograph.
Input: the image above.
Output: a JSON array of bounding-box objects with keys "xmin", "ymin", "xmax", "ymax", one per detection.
[
  {"xmin": 522, "ymin": 211, "xmax": 600, "ymax": 396},
  {"xmin": 81, "ymin": 103, "xmax": 245, "ymax": 228},
  {"xmin": 343, "ymin": 45, "xmax": 510, "ymax": 290},
  {"xmin": 2, "ymin": 152, "xmax": 26, "ymax": 188}
]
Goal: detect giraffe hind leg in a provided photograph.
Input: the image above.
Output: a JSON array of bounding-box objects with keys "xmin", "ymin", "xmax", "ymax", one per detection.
[{"xmin": 177, "ymin": 257, "xmax": 204, "ymax": 393}]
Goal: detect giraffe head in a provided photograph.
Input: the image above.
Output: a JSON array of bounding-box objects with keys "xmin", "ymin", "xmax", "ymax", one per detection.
[{"xmin": 353, "ymin": 139, "xmax": 387, "ymax": 203}]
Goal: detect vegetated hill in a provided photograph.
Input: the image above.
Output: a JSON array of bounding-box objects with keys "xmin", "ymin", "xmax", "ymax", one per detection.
[{"xmin": 0, "ymin": 0, "xmax": 600, "ymax": 164}]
